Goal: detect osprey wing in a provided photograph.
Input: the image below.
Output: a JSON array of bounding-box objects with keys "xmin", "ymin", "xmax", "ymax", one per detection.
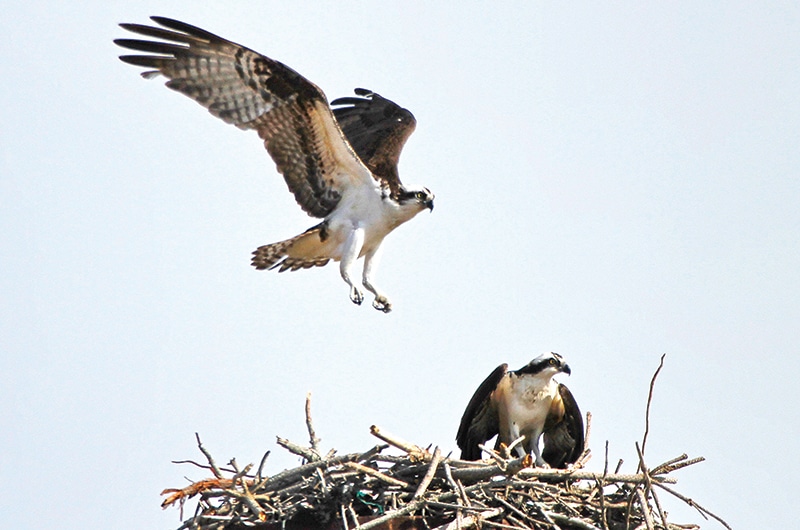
[
  {"xmin": 331, "ymin": 89, "xmax": 416, "ymax": 197},
  {"xmin": 542, "ymin": 383, "xmax": 585, "ymax": 468},
  {"xmin": 456, "ymin": 363, "xmax": 508, "ymax": 461},
  {"xmin": 115, "ymin": 17, "xmax": 374, "ymax": 218}
]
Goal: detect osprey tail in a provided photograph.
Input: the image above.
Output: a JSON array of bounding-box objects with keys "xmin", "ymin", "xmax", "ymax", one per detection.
[{"xmin": 251, "ymin": 223, "xmax": 331, "ymax": 272}]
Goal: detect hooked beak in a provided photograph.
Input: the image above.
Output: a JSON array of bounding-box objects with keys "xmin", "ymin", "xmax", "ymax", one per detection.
[
  {"xmin": 561, "ymin": 363, "xmax": 572, "ymax": 376},
  {"xmin": 426, "ymin": 199, "xmax": 434, "ymax": 212}
]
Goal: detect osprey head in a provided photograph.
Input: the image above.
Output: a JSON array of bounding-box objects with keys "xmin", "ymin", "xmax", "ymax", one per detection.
[
  {"xmin": 517, "ymin": 352, "xmax": 571, "ymax": 378},
  {"xmin": 399, "ymin": 186, "xmax": 434, "ymax": 212}
]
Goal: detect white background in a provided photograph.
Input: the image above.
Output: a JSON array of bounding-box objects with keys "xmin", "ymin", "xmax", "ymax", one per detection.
[{"xmin": 2, "ymin": 2, "xmax": 798, "ymax": 528}]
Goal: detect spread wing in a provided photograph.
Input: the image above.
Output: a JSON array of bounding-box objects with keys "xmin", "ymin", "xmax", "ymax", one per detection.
[
  {"xmin": 330, "ymin": 89, "xmax": 416, "ymax": 198},
  {"xmin": 542, "ymin": 383, "xmax": 585, "ymax": 468},
  {"xmin": 115, "ymin": 16, "xmax": 375, "ymax": 218},
  {"xmin": 456, "ymin": 363, "xmax": 508, "ymax": 460}
]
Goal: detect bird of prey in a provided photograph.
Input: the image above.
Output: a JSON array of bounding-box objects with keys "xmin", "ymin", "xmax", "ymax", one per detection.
[
  {"xmin": 456, "ymin": 353, "xmax": 584, "ymax": 468},
  {"xmin": 115, "ymin": 17, "xmax": 434, "ymax": 313}
]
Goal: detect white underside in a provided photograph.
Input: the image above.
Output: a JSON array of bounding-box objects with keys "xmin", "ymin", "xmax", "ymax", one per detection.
[
  {"xmin": 319, "ymin": 179, "xmax": 427, "ymax": 312},
  {"xmin": 494, "ymin": 372, "xmax": 559, "ymax": 466}
]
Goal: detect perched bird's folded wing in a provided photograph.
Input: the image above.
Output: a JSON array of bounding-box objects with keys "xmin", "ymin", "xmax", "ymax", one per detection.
[
  {"xmin": 542, "ymin": 383, "xmax": 585, "ymax": 468},
  {"xmin": 456, "ymin": 363, "xmax": 508, "ymax": 460}
]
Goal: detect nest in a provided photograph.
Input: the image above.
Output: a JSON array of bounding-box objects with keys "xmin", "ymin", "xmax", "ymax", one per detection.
[{"xmin": 162, "ymin": 357, "xmax": 730, "ymax": 530}]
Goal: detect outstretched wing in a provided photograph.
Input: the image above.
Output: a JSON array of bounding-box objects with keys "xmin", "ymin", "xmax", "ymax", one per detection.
[
  {"xmin": 115, "ymin": 17, "xmax": 374, "ymax": 218},
  {"xmin": 542, "ymin": 383, "xmax": 585, "ymax": 468},
  {"xmin": 331, "ymin": 88, "xmax": 416, "ymax": 197},
  {"xmin": 456, "ymin": 363, "xmax": 508, "ymax": 460}
]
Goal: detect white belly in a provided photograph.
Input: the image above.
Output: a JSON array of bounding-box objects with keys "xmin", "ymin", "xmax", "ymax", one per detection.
[
  {"xmin": 495, "ymin": 374, "xmax": 558, "ymax": 449},
  {"xmin": 323, "ymin": 184, "xmax": 422, "ymax": 260}
]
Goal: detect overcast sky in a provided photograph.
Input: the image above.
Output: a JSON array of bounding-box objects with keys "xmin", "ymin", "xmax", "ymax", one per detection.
[{"xmin": 2, "ymin": 2, "xmax": 798, "ymax": 529}]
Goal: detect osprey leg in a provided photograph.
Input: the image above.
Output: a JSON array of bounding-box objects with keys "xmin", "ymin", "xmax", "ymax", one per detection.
[
  {"xmin": 362, "ymin": 244, "xmax": 391, "ymax": 313},
  {"xmin": 340, "ymin": 227, "xmax": 365, "ymax": 305}
]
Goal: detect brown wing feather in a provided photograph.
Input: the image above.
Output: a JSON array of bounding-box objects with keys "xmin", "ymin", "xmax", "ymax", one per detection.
[
  {"xmin": 331, "ymin": 89, "xmax": 416, "ymax": 197},
  {"xmin": 115, "ymin": 17, "xmax": 372, "ymax": 218},
  {"xmin": 456, "ymin": 363, "xmax": 508, "ymax": 460},
  {"xmin": 542, "ymin": 383, "xmax": 584, "ymax": 468}
]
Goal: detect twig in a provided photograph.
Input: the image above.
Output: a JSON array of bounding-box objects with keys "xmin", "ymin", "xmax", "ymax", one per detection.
[
  {"xmin": 505, "ymin": 435, "xmax": 526, "ymax": 456},
  {"xmin": 276, "ymin": 436, "xmax": 318, "ymax": 462},
  {"xmin": 369, "ymin": 425, "xmax": 426, "ymax": 459},
  {"xmin": 443, "ymin": 462, "xmax": 470, "ymax": 508},
  {"xmin": 413, "ymin": 446, "xmax": 442, "ymax": 499},
  {"xmin": 546, "ymin": 512, "xmax": 604, "ymax": 530},
  {"xmin": 654, "ymin": 482, "xmax": 733, "ymax": 530},
  {"xmin": 477, "ymin": 443, "xmax": 507, "ymax": 468},
  {"xmin": 635, "ymin": 442, "xmax": 669, "ymax": 530},
  {"xmin": 653, "ymin": 455, "xmax": 706, "ymax": 475},
  {"xmin": 344, "ymin": 461, "xmax": 410, "ymax": 488},
  {"xmin": 493, "ymin": 496, "xmax": 538, "ymax": 527},
  {"xmin": 256, "ymin": 451, "xmax": 270, "ymax": 481},
  {"xmin": 635, "ymin": 487, "xmax": 655, "ymax": 530},
  {"xmin": 347, "ymin": 505, "xmax": 360, "ymax": 529},
  {"xmin": 305, "ymin": 392, "xmax": 321, "ymax": 460},
  {"xmin": 430, "ymin": 508, "xmax": 503, "ymax": 530},
  {"xmin": 640, "ymin": 353, "xmax": 666, "ymax": 469},
  {"xmin": 258, "ymin": 453, "xmax": 359, "ymax": 491},
  {"xmin": 356, "ymin": 499, "xmax": 425, "ymax": 530},
  {"xmin": 574, "ymin": 411, "xmax": 593, "ymax": 468},
  {"xmin": 194, "ymin": 433, "xmax": 222, "ymax": 479},
  {"xmin": 596, "ymin": 440, "xmax": 610, "ymax": 530}
]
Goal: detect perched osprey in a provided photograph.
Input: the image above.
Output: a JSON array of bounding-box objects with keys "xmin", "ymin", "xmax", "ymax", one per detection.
[
  {"xmin": 115, "ymin": 17, "xmax": 433, "ymax": 312},
  {"xmin": 456, "ymin": 353, "xmax": 584, "ymax": 468}
]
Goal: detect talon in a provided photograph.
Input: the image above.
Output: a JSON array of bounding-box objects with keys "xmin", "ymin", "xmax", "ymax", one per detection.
[
  {"xmin": 372, "ymin": 296, "xmax": 392, "ymax": 313},
  {"xmin": 350, "ymin": 287, "xmax": 364, "ymax": 305}
]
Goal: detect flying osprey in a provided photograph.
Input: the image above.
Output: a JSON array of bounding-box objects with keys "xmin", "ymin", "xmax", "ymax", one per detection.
[
  {"xmin": 456, "ymin": 353, "xmax": 584, "ymax": 468},
  {"xmin": 115, "ymin": 17, "xmax": 434, "ymax": 313}
]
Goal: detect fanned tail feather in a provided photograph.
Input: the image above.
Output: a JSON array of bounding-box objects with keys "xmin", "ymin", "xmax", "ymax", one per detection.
[{"xmin": 251, "ymin": 224, "xmax": 331, "ymax": 272}]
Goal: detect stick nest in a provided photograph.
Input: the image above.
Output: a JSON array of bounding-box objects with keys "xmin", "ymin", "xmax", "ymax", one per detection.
[{"xmin": 162, "ymin": 358, "xmax": 729, "ymax": 530}]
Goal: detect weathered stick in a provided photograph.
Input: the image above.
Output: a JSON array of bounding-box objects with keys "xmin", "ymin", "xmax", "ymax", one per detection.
[
  {"xmin": 430, "ymin": 508, "xmax": 503, "ymax": 530},
  {"xmin": 344, "ymin": 461, "xmax": 410, "ymax": 488},
  {"xmin": 369, "ymin": 425, "xmax": 426, "ymax": 459},
  {"xmin": 356, "ymin": 499, "xmax": 425, "ymax": 530},
  {"xmin": 194, "ymin": 433, "xmax": 223, "ymax": 479},
  {"xmin": 305, "ymin": 392, "xmax": 321, "ymax": 460},
  {"xmin": 276, "ymin": 436, "xmax": 318, "ymax": 462},
  {"xmin": 654, "ymin": 482, "xmax": 733, "ymax": 530},
  {"xmin": 413, "ymin": 446, "xmax": 442, "ymax": 499},
  {"xmin": 640, "ymin": 353, "xmax": 666, "ymax": 468}
]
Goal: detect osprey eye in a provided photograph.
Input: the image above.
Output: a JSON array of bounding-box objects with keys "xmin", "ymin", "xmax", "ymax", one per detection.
[{"xmin": 549, "ymin": 359, "xmax": 558, "ymax": 366}]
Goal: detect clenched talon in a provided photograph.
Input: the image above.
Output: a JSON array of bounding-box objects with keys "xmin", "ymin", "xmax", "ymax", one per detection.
[
  {"xmin": 372, "ymin": 296, "xmax": 392, "ymax": 313},
  {"xmin": 350, "ymin": 287, "xmax": 364, "ymax": 305}
]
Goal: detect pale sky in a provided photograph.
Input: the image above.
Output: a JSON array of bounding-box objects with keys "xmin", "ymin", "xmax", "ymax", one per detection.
[{"xmin": 2, "ymin": 2, "xmax": 798, "ymax": 529}]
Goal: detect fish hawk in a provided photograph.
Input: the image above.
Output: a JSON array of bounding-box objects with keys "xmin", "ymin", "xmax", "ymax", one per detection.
[
  {"xmin": 115, "ymin": 17, "xmax": 434, "ymax": 313},
  {"xmin": 456, "ymin": 353, "xmax": 584, "ymax": 468}
]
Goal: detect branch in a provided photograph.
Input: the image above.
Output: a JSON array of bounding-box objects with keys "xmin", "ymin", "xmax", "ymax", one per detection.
[
  {"xmin": 640, "ymin": 353, "xmax": 666, "ymax": 467},
  {"xmin": 194, "ymin": 433, "xmax": 222, "ymax": 479},
  {"xmin": 413, "ymin": 446, "xmax": 442, "ymax": 499},
  {"xmin": 305, "ymin": 392, "xmax": 321, "ymax": 460},
  {"xmin": 369, "ymin": 425, "xmax": 427, "ymax": 460}
]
